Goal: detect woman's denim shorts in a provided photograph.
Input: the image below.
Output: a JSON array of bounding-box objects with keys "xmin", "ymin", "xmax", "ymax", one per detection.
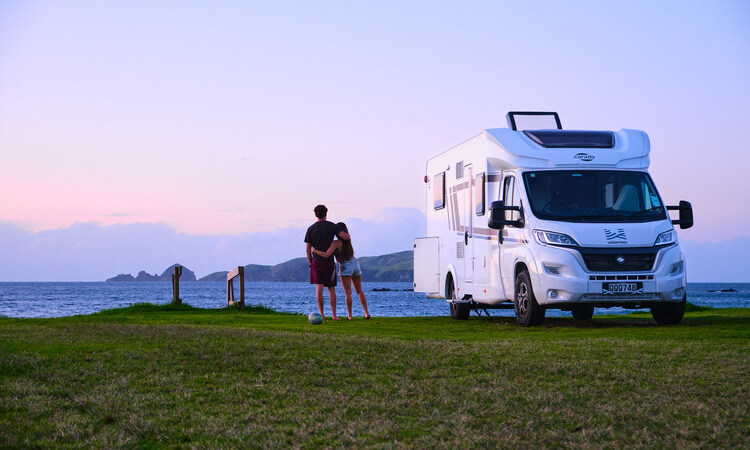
[{"xmin": 337, "ymin": 257, "xmax": 362, "ymax": 277}]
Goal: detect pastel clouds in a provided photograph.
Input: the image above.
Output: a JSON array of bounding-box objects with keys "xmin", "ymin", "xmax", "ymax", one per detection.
[{"xmin": 0, "ymin": 207, "xmax": 424, "ymax": 281}]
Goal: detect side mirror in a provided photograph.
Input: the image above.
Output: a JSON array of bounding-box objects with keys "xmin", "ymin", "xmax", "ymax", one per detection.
[
  {"xmin": 488, "ymin": 201, "xmax": 524, "ymax": 230},
  {"xmin": 666, "ymin": 200, "xmax": 693, "ymax": 229}
]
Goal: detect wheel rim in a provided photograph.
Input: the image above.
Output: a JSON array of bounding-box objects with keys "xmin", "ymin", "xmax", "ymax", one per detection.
[
  {"xmin": 517, "ymin": 281, "xmax": 529, "ymax": 317},
  {"xmin": 449, "ymin": 280, "xmax": 456, "ymax": 317}
]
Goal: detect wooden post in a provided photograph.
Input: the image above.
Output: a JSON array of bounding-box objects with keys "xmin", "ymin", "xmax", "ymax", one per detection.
[
  {"xmin": 172, "ymin": 266, "xmax": 182, "ymax": 305},
  {"xmin": 239, "ymin": 266, "xmax": 245, "ymax": 309},
  {"xmin": 226, "ymin": 266, "xmax": 245, "ymax": 310}
]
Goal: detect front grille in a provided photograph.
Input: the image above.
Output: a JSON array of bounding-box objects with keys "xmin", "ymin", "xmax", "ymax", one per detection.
[
  {"xmin": 590, "ymin": 275, "xmax": 653, "ymax": 281},
  {"xmin": 578, "ymin": 247, "xmax": 659, "ymax": 272}
]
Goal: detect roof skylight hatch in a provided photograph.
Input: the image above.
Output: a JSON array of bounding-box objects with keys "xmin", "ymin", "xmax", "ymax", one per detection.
[{"xmin": 523, "ymin": 130, "xmax": 615, "ymax": 148}]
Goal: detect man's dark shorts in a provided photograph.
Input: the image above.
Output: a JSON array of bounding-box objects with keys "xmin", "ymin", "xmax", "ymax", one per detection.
[{"xmin": 310, "ymin": 259, "xmax": 337, "ymax": 287}]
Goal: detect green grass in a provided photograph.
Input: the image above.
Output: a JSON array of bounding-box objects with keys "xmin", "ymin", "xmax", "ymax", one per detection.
[{"xmin": 1, "ymin": 303, "xmax": 748, "ymax": 447}]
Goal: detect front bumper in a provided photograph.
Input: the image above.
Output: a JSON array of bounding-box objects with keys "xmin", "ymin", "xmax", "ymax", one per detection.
[{"xmin": 531, "ymin": 243, "xmax": 686, "ymax": 308}]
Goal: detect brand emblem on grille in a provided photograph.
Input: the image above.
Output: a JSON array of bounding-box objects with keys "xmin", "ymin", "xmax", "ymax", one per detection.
[
  {"xmin": 604, "ymin": 228, "xmax": 627, "ymax": 244},
  {"xmin": 616, "ymin": 256, "xmax": 626, "ymax": 265}
]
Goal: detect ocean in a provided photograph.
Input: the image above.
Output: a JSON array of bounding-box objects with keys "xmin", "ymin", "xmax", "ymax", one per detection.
[
  {"xmin": 0, "ymin": 282, "xmax": 750, "ymax": 318},
  {"xmin": 0, "ymin": 282, "xmax": 748, "ymax": 319}
]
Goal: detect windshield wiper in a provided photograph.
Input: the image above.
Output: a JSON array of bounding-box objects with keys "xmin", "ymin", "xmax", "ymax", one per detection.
[
  {"xmin": 626, "ymin": 207, "xmax": 663, "ymax": 219},
  {"xmin": 565, "ymin": 214, "xmax": 623, "ymax": 222}
]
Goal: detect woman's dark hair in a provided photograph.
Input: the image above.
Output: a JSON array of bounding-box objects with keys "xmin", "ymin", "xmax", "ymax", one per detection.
[{"xmin": 337, "ymin": 222, "xmax": 354, "ymax": 261}]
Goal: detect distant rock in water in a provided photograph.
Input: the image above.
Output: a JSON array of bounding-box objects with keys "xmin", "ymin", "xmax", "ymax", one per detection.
[
  {"xmin": 370, "ymin": 287, "xmax": 414, "ymax": 292},
  {"xmin": 198, "ymin": 271, "xmax": 229, "ymax": 282},
  {"xmin": 708, "ymin": 288, "xmax": 738, "ymax": 293},
  {"xmin": 106, "ymin": 264, "xmax": 197, "ymax": 282},
  {"xmin": 135, "ymin": 270, "xmax": 160, "ymax": 282},
  {"xmin": 160, "ymin": 264, "xmax": 197, "ymax": 281},
  {"xmin": 106, "ymin": 273, "xmax": 136, "ymax": 282}
]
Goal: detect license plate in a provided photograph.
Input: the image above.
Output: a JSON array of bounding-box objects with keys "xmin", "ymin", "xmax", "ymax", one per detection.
[{"xmin": 602, "ymin": 282, "xmax": 643, "ymax": 295}]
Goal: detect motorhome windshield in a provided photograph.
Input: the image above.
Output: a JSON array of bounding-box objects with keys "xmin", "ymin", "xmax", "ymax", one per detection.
[{"xmin": 522, "ymin": 170, "xmax": 668, "ymax": 223}]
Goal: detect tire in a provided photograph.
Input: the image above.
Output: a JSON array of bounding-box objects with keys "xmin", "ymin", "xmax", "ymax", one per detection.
[
  {"xmin": 651, "ymin": 297, "xmax": 686, "ymax": 325},
  {"xmin": 572, "ymin": 305, "xmax": 594, "ymax": 321},
  {"xmin": 514, "ymin": 270, "xmax": 545, "ymax": 327},
  {"xmin": 447, "ymin": 277, "xmax": 470, "ymax": 320}
]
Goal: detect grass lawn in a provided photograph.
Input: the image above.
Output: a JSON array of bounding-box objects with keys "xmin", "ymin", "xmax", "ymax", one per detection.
[{"xmin": 1, "ymin": 303, "xmax": 748, "ymax": 447}]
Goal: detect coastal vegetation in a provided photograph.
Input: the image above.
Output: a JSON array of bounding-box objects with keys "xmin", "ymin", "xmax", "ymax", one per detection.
[{"xmin": 0, "ymin": 303, "xmax": 747, "ymax": 447}]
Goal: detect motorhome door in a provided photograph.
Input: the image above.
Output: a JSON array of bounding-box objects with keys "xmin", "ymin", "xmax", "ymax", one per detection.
[{"xmin": 463, "ymin": 165, "xmax": 475, "ymax": 283}]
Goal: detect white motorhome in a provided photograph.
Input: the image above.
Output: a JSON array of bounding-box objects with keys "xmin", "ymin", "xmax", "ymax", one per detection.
[{"xmin": 413, "ymin": 112, "xmax": 693, "ymax": 327}]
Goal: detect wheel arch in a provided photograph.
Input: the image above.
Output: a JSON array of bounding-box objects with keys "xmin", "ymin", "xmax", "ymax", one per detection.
[
  {"xmin": 444, "ymin": 264, "xmax": 457, "ymax": 299},
  {"xmin": 514, "ymin": 261, "xmax": 528, "ymax": 280},
  {"xmin": 513, "ymin": 250, "xmax": 540, "ymax": 298}
]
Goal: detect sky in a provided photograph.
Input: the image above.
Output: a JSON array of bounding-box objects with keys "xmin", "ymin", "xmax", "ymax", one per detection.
[{"xmin": 1, "ymin": 1, "xmax": 749, "ymax": 281}]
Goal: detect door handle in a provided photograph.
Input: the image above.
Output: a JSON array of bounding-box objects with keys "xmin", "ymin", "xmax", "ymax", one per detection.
[{"xmin": 464, "ymin": 231, "xmax": 469, "ymax": 245}]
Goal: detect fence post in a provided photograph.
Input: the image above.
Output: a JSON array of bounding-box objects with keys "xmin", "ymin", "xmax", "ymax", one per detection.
[
  {"xmin": 226, "ymin": 266, "xmax": 245, "ymax": 310},
  {"xmin": 172, "ymin": 266, "xmax": 182, "ymax": 305},
  {"xmin": 239, "ymin": 266, "xmax": 245, "ymax": 309}
]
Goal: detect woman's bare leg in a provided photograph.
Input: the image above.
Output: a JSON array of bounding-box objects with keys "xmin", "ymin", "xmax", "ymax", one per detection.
[
  {"xmin": 341, "ymin": 275, "xmax": 354, "ymax": 319},
  {"xmin": 352, "ymin": 275, "xmax": 370, "ymax": 318}
]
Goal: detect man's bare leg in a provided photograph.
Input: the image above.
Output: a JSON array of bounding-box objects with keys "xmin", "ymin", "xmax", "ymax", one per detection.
[
  {"xmin": 315, "ymin": 284, "xmax": 325, "ymax": 317},
  {"xmin": 327, "ymin": 286, "xmax": 339, "ymax": 320}
]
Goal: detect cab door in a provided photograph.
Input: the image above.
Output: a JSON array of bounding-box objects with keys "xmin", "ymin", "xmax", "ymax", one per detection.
[{"xmin": 499, "ymin": 173, "xmax": 524, "ymax": 294}]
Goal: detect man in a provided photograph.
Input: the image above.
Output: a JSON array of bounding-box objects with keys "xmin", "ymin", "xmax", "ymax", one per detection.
[{"xmin": 305, "ymin": 205, "xmax": 351, "ymax": 320}]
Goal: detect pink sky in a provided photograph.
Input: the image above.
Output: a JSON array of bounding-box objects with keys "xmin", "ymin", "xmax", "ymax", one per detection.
[{"xmin": 1, "ymin": 1, "xmax": 749, "ymax": 243}]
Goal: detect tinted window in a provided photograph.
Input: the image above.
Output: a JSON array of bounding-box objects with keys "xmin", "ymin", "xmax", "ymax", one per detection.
[
  {"xmin": 433, "ymin": 172, "xmax": 445, "ymax": 210},
  {"xmin": 502, "ymin": 176, "xmax": 519, "ymax": 222},
  {"xmin": 503, "ymin": 177, "xmax": 514, "ymax": 205},
  {"xmin": 474, "ymin": 173, "xmax": 485, "ymax": 216}
]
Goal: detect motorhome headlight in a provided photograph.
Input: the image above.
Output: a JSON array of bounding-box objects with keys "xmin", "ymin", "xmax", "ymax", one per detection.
[
  {"xmin": 533, "ymin": 230, "xmax": 579, "ymax": 247},
  {"xmin": 654, "ymin": 229, "xmax": 677, "ymax": 246}
]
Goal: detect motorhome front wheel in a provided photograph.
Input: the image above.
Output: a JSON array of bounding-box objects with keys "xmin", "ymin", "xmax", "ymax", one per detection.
[
  {"xmin": 514, "ymin": 270, "xmax": 545, "ymax": 327},
  {"xmin": 650, "ymin": 296, "xmax": 686, "ymax": 325},
  {"xmin": 572, "ymin": 305, "xmax": 595, "ymax": 321}
]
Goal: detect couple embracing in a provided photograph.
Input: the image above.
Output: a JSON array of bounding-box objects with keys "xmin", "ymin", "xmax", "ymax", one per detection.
[{"xmin": 304, "ymin": 204, "xmax": 370, "ymax": 321}]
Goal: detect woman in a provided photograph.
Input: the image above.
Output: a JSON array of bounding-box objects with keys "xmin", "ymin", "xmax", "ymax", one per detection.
[{"xmin": 311, "ymin": 222, "xmax": 370, "ymax": 320}]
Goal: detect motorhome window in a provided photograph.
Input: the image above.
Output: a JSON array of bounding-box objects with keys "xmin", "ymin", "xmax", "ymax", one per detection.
[
  {"xmin": 522, "ymin": 170, "xmax": 667, "ymax": 223},
  {"xmin": 474, "ymin": 173, "xmax": 485, "ymax": 216},
  {"xmin": 503, "ymin": 177, "xmax": 514, "ymax": 205},
  {"xmin": 502, "ymin": 176, "xmax": 519, "ymax": 222},
  {"xmin": 433, "ymin": 172, "xmax": 446, "ymax": 210}
]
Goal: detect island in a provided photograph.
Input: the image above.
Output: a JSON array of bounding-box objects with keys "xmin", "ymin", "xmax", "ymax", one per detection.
[{"xmin": 106, "ymin": 251, "xmax": 414, "ymax": 283}]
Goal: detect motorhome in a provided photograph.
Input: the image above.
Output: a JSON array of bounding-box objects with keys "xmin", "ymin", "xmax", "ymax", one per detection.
[{"xmin": 413, "ymin": 112, "xmax": 693, "ymax": 327}]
